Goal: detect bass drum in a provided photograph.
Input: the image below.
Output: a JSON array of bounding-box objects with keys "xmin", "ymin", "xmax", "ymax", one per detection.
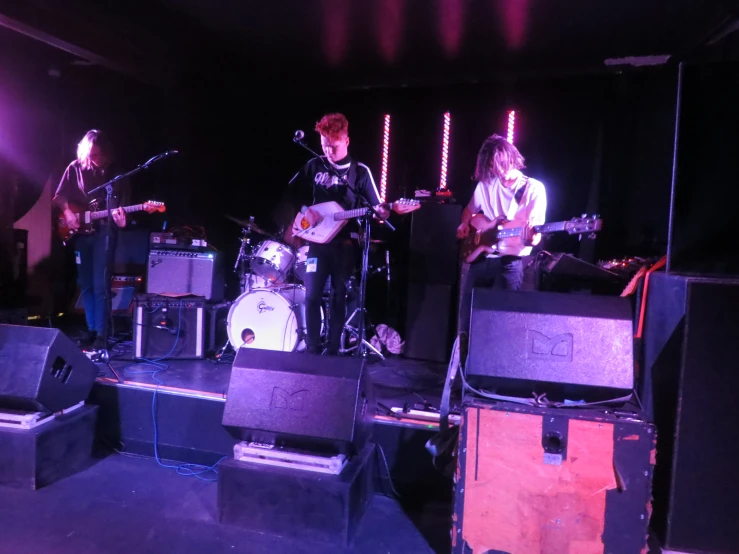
[{"xmin": 226, "ymin": 286, "xmax": 321, "ymax": 352}]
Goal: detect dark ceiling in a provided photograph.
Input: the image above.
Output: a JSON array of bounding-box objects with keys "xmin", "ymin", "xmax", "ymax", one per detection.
[{"xmin": 1, "ymin": 0, "xmax": 738, "ymax": 89}]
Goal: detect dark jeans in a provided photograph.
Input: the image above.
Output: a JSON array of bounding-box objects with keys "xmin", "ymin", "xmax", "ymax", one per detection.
[
  {"xmin": 457, "ymin": 255, "xmax": 523, "ymax": 335},
  {"xmin": 74, "ymin": 228, "xmax": 117, "ymax": 335},
  {"xmin": 304, "ymin": 242, "xmax": 354, "ymax": 352}
]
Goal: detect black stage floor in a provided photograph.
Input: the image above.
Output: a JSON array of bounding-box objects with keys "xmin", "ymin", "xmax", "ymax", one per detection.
[{"xmin": 1, "ymin": 453, "xmax": 451, "ymax": 554}]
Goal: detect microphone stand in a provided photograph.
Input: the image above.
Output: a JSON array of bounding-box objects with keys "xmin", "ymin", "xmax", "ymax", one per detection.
[
  {"xmin": 293, "ymin": 137, "xmax": 395, "ymax": 358},
  {"xmin": 86, "ymin": 151, "xmax": 177, "ymax": 361}
]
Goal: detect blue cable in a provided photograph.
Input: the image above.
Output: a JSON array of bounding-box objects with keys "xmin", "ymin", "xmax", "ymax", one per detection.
[{"xmin": 124, "ymin": 301, "xmax": 227, "ymax": 481}]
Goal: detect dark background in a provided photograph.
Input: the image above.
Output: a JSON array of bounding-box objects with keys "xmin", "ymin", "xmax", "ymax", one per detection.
[{"xmin": 1, "ymin": 0, "xmax": 738, "ymax": 316}]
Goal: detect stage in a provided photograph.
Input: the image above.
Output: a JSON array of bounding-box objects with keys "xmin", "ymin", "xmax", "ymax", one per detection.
[{"xmin": 88, "ymin": 347, "xmax": 457, "ymax": 505}]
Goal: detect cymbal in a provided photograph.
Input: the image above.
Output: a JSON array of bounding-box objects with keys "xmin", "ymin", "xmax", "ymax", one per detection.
[{"xmin": 225, "ymin": 215, "xmax": 276, "ymax": 238}]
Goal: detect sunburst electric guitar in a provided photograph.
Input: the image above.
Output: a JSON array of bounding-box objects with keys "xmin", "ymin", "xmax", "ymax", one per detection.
[
  {"xmin": 460, "ymin": 214, "xmax": 603, "ymax": 263},
  {"xmin": 56, "ymin": 200, "xmax": 166, "ymax": 242},
  {"xmin": 292, "ymin": 199, "xmax": 420, "ymax": 244}
]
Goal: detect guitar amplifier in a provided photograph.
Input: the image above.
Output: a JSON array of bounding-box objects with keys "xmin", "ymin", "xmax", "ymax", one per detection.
[
  {"xmin": 133, "ymin": 294, "xmax": 206, "ymax": 359},
  {"xmin": 146, "ymin": 249, "xmax": 224, "ymax": 301},
  {"xmin": 74, "ymin": 275, "xmax": 143, "ymax": 314}
]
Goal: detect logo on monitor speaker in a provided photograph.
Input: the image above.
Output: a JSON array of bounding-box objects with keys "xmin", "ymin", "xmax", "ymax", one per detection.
[
  {"xmin": 270, "ymin": 387, "xmax": 308, "ymax": 410},
  {"xmin": 526, "ymin": 330, "xmax": 573, "ymax": 362}
]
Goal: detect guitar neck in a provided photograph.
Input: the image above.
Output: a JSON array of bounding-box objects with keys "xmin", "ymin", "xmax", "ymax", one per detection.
[
  {"xmin": 494, "ymin": 221, "xmax": 567, "ymax": 239},
  {"xmin": 333, "ymin": 205, "xmax": 381, "ymax": 221},
  {"xmin": 89, "ymin": 204, "xmax": 144, "ymax": 221}
]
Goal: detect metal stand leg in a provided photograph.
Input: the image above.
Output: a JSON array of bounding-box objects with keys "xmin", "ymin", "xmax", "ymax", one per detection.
[{"xmin": 340, "ymin": 308, "xmax": 384, "ymax": 359}]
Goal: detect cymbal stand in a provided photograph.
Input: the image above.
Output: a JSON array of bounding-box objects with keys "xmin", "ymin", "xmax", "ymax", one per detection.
[{"xmin": 234, "ymin": 218, "xmax": 255, "ymax": 294}]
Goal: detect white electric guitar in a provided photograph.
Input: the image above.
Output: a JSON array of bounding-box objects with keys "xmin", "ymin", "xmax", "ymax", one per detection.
[{"xmin": 292, "ymin": 199, "xmax": 420, "ymax": 244}]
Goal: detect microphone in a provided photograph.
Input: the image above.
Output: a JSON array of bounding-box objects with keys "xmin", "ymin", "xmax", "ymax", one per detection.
[{"xmin": 293, "ymin": 130, "xmax": 305, "ymax": 142}]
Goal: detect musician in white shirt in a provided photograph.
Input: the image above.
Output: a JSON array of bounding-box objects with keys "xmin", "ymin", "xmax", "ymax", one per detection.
[{"xmin": 456, "ymin": 134, "xmax": 547, "ymax": 335}]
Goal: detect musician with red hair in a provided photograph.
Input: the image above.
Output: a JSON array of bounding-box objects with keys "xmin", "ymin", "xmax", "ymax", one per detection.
[{"xmin": 283, "ymin": 113, "xmax": 389, "ymax": 356}]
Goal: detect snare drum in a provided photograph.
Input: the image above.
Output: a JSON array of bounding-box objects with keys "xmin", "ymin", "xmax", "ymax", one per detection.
[
  {"xmin": 226, "ymin": 285, "xmax": 322, "ymax": 352},
  {"xmin": 252, "ymin": 240, "xmax": 294, "ymax": 284}
]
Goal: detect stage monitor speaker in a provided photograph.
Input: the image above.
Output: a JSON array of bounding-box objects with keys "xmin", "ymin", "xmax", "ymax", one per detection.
[
  {"xmin": 223, "ymin": 348, "xmax": 374, "ymax": 455},
  {"xmin": 643, "ymin": 273, "xmax": 739, "ymax": 554},
  {"xmin": 0, "ymin": 325, "xmax": 98, "ymax": 413},
  {"xmin": 467, "ymin": 289, "xmax": 634, "ymax": 397}
]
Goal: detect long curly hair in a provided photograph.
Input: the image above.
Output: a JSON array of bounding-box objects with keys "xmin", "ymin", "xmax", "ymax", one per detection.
[{"xmin": 474, "ymin": 134, "xmax": 525, "ymax": 184}]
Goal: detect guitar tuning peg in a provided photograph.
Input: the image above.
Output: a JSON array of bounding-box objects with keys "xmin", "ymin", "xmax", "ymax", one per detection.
[{"xmin": 581, "ymin": 214, "xmax": 587, "ymax": 218}]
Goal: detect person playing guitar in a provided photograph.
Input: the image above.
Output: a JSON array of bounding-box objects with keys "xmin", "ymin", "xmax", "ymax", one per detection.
[
  {"xmin": 53, "ymin": 130, "xmax": 128, "ymax": 350},
  {"xmin": 456, "ymin": 133, "xmax": 547, "ymax": 336},
  {"xmin": 281, "ymin": 113, "xmax": 390, "ymax": 356}
]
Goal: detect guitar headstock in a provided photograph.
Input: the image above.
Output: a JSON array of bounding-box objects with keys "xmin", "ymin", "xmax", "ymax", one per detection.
[
  {"xmin": 564, "ymin": 214, "xmax": 602, "ymax": 235},
  {"xmin": 143, "ymin": 201, "xmax": 166, "ymax": 214},
  {"xmin": 390, "ymin": 198, "xmax": 421, "ymax": 215}
]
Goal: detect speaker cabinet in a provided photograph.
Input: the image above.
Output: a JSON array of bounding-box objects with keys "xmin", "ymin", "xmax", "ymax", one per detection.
[
  {"xmin": 404, "ymin": 203, "xmax": 461, "ymax": 362},
  {"xmin": 223, "ymin": 348, "xmax": 374, "ymax": 455},
  {"xmin": 133, "ymin": 294, "xmax": 206, "ymax": 359},
  {"xmin": 0, "ymin": 325, "xmax": 98, "ymax": 413},
  {"xmin": 643, "ymin": 273, "xmax": 739, "ymax": 553},
  {"xmin": 467, "ymin": 289, "xmax": 634, "ymax": 398}
]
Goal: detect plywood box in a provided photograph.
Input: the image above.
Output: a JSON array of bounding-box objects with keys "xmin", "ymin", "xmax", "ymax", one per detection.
[{"xmin": 453, "ymin": 401, "xmax": 655, "ymax": 554}]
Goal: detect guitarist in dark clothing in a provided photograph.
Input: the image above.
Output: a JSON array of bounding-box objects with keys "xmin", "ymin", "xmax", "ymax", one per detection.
[
  {"xmin": 282, "ymin": 113, "xmax": 389, "ymax": 355},
  {"xmin": 456, "ymin": 134, "xmax": 547, "ymax": 336},
  {"xmin": 53, "ymin": 130, "xmax": 128, "ymax": 349}
]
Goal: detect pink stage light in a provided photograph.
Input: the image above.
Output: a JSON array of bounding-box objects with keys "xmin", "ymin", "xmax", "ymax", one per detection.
[
  {"xmin": 322, "ymin": 0, "xmax": 349, "ymax": 66},
  {"xmin": 376, "ymin": 0, "xmax": 404, "ymax": 63},
  {"xmin": 506, "ymin": 110, "xmax": 516, "ymax": 144},
  {"xmin": 440, "ymin": 112, "xmax": 451, "ymax": 190},
  {"xmin": 439, "ymin": 0, "xmax": 465, "ymax": 57},
  {"xmin": 380, "ymin": 114, "xmax": 391, "ymax": 202},
  {"xmin": 496, "ymin": 0, "xmax": 530, "ymax": 50}
]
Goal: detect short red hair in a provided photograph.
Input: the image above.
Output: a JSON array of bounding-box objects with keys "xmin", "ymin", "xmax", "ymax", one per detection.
[{"xmin": 315, "ymin": 113, "xmax": 349, "ymax": 140}]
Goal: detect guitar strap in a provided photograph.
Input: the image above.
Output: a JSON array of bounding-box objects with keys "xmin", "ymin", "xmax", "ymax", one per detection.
[
  {"xmin": 505, "ymin": 176, "xmax": 529, "ymax": 220},
  {"xmin": 346, "ymin": 160, "xmax": 358, "ymax": 191}
]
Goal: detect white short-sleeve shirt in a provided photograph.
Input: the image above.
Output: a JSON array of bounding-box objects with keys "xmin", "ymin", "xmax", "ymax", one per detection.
[{"xmin": 466, "ymin": 170, "xmax": 547, "ymax": 257}]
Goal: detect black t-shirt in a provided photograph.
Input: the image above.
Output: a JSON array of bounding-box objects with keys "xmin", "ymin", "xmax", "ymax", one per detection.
[
  {"xmin": 285, "ymin": 155, "xmax": 382, "ymax": 240},
  {"xmin": 53, "ymin": 160, "xmax": 129, "ymax": 211}
]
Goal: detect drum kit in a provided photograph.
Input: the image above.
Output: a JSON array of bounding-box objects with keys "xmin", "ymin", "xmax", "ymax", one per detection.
[{"xmin": 222, "ymin": 215, "xmax": 387, "ymax": 356}]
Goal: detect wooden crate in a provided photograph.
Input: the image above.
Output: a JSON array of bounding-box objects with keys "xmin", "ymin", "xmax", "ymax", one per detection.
[{"xmin": 453, "ymin": 401, "xmax": 655, "ymax": 554}]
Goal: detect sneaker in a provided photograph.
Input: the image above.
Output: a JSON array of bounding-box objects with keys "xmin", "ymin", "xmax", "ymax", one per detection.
[
  {"xmin": 90, "ymin": 336, "xmax": 107, "ymax": 352},
  {"xmin": 77, "ymin": 330, "xmax": 97, "ymax": 348}
]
